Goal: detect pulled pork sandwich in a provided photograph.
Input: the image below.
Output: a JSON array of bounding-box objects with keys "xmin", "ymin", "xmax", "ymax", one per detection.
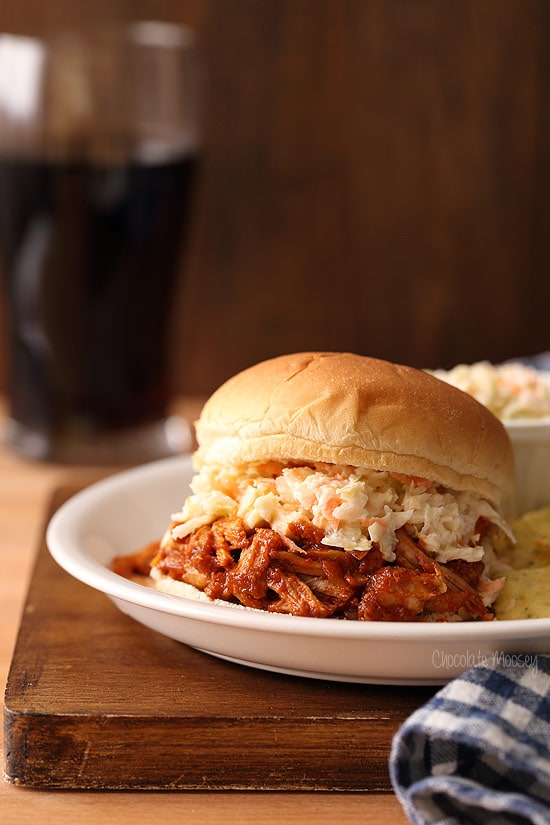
[{"xmin": 112, "ymin": 352, "xmax": 516, "ymax": 622}]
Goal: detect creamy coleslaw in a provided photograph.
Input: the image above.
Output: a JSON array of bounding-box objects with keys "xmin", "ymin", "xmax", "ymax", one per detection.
[
  {"xmin": 431, "ymin": 361, "xmax": 550, "ymax": 420},
  {"xmin": 165, "ymin": 461, "xmax": 512, "ymax": 566}
]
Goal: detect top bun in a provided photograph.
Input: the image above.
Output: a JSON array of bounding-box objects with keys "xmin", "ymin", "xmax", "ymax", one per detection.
[{"xmin": 195, "ymin": 352, "xmax": 515, "ymax": 509}]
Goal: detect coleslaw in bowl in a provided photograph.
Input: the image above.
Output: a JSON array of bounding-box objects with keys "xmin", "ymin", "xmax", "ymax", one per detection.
[{"xmin": 430, "ymin": 360, "xmax": 550, "ymax": 514}]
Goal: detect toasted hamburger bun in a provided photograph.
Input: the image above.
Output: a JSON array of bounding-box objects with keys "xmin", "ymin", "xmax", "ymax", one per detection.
[{"xmin": 195, "ymin": 351, "xmax": 515, "ymax": 510}]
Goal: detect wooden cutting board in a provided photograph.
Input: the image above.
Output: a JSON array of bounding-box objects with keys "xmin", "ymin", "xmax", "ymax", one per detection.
[{"xmin": 3, "ymin": 487, "xmax": 436, "ymax": 791}]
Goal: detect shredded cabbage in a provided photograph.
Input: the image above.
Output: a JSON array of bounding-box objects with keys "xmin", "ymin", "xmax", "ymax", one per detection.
[
  {"xmin": 431, "ymin": 361, "xmax": 550, "ymax": 420},
  {"xmin": 169, "ymin": 461, "xmax": 510, "ymax": 565}
]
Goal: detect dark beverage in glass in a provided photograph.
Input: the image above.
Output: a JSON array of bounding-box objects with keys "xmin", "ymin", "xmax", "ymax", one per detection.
[
  {"xmin": 0, "ymin": 23, "xmax": 200, "ymax": 462},
  {"xmin": 0, "ymin": 154, "xmax": 197, "ymax": 458}
]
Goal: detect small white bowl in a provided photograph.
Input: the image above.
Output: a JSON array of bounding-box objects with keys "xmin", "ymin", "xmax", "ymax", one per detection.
[{"xmin": 505, "ymin": 417, "xmax": 550, "ymax": 516}]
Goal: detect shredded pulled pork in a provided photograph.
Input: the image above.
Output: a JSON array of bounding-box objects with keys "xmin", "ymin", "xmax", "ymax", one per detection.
[{"xmin": 112, "ymin": 517, "xmax": 495, "ymax": 621}]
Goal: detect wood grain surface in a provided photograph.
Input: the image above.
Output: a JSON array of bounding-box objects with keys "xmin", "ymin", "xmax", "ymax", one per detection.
[
  {"xmin": 4, "ymin": 486, "xmax": 436, "ymax": 791},
  {"xmin": 0, "ymin": 1, "xmax": 549, "ymax": 397}
]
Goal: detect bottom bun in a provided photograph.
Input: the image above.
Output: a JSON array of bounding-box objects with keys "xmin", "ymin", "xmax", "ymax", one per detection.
[{"xmin": 150, "ymin": 567, "xmax": 259, "ymax": 611}]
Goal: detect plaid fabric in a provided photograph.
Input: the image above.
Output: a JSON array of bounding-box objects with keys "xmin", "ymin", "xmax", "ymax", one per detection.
[{"xmin": 390, "ymin": 656, "xmax": 550, "ymax": 825}]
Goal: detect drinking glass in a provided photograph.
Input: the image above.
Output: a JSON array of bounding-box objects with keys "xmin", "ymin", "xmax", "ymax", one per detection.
[{"xmin": 0, "ymin": 22, "xmax": 200, "ymax": 463}]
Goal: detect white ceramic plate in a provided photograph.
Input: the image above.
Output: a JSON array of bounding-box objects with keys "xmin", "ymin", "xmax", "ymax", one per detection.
[{"xmin": 46, "ymin": 456, "xmax": 550, "ymax": 685}]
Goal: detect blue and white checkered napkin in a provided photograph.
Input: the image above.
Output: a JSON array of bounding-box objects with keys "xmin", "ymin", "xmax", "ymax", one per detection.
[{"xmin": 390, "ymin": 656, "xmax": 550, "ymax": 825}]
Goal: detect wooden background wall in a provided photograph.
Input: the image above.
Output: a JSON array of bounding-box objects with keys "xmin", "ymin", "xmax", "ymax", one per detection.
[{"xmin": 0, "ymin": 0, "xmax": 548, "ymax": 397}]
